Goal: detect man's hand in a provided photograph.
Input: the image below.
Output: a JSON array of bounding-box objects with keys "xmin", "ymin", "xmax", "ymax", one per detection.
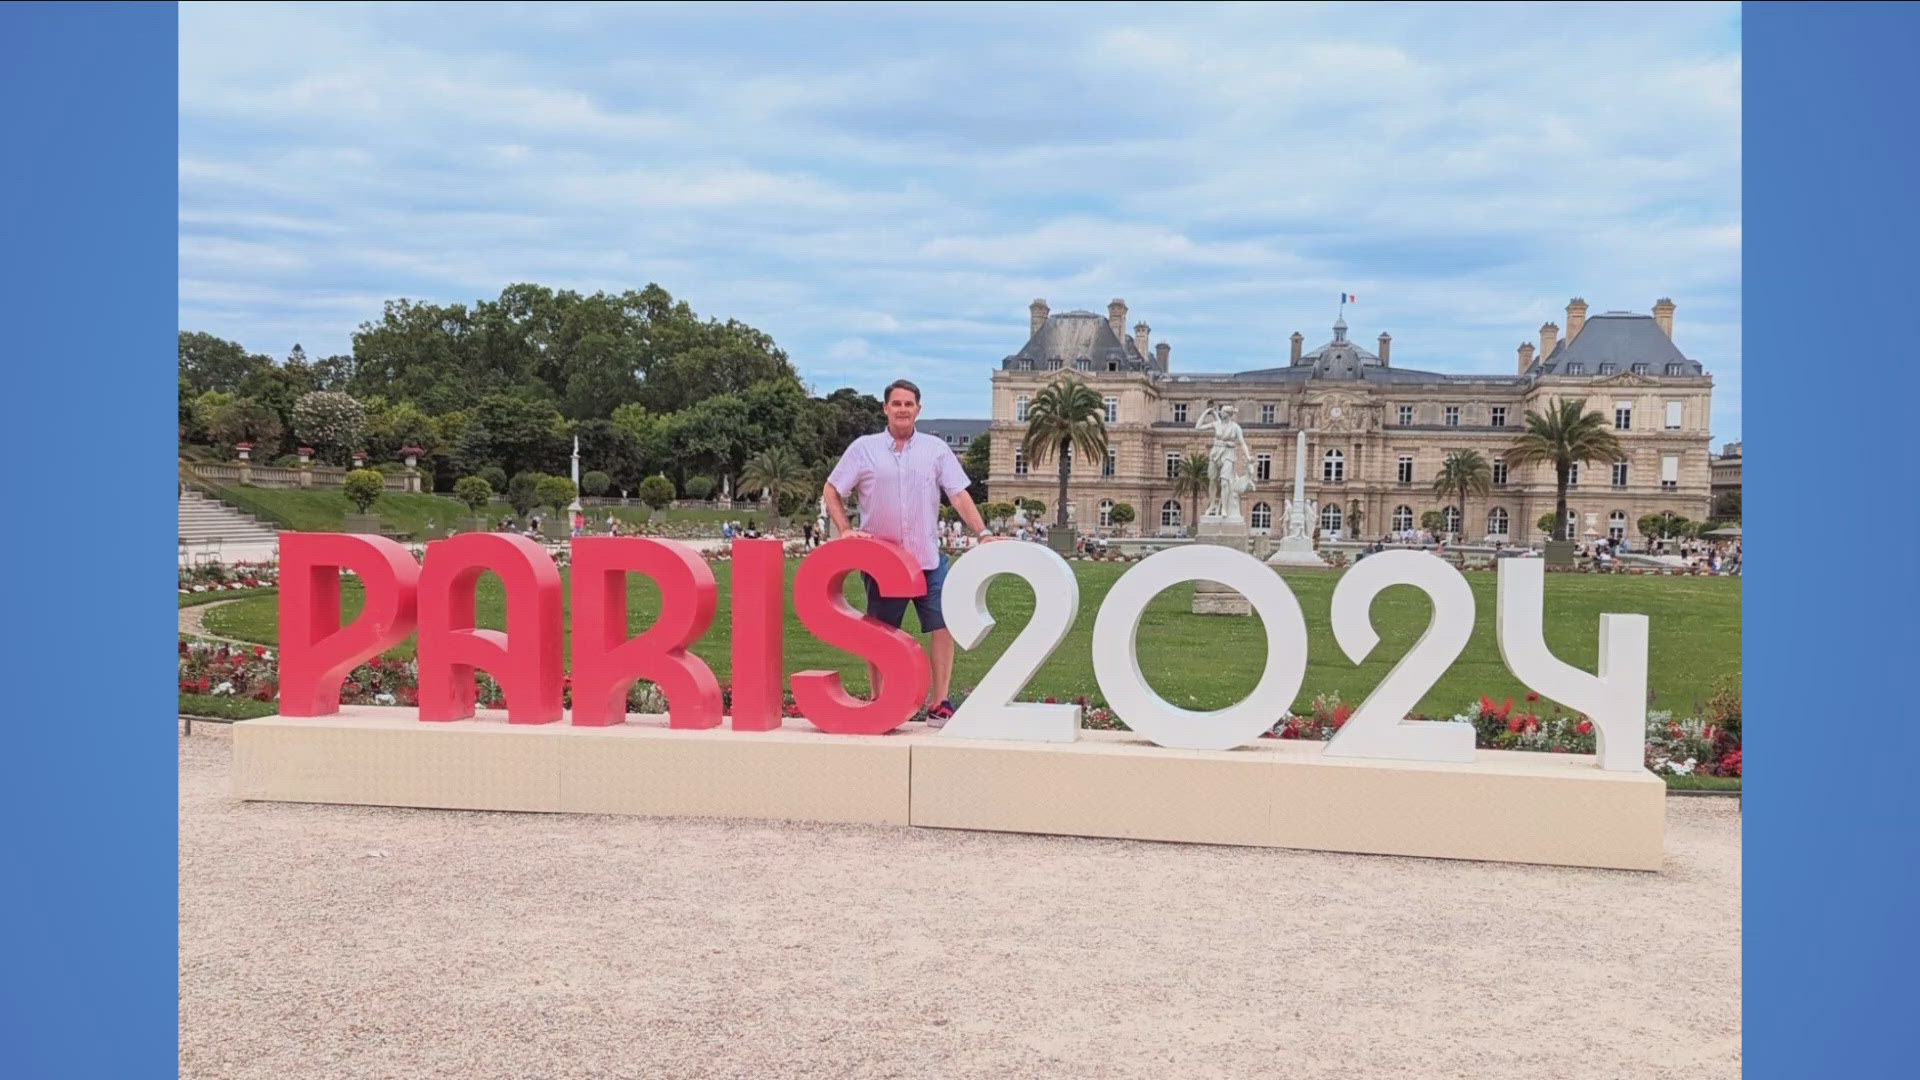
[
  {"xmin": 840, "ymin": 528, "xmax": 873, "ymax": 540},
  {"xmin": 977, "ymin": 533, "xmax": 1008, "ymax": 543}
]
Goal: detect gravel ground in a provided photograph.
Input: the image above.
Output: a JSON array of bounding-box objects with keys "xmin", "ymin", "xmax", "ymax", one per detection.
[{"xmin": 180, "ymin": 731, "xmax": 1740, "ymax": 1080}]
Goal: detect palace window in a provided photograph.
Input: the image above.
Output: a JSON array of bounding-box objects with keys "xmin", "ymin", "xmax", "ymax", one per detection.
[
  {"xmin": 1609, "ymin": 510, "xmax": 1628, "ymax": 541},
  {"xmin": 1015, "ymin": 395, "xmax": 1029, "ymax": 422},
  {"xmin": 1661, "ymin": 454, "xmax": 1679, "ymax": 490},
  {"xmin": 1563, "ymin": 513, "xmax": 1579, "ymax": 540},
  {"xmin": 1013, "ymin": 448, "xmax": 1027, "ymax": 475},
  {"xmin": 1492, "ymin": 458, "xmax": 1508, "ymax": 486},
  {"xmin": 1487, "ymin": 507, "xmax": 1510, "ymax": 537},
  {"xmin": 1665, "ymin": 401, "xmax": 1683, "ymax": 430},
  {"xmin": 1322, "ymin": 448, "xmax": 1345, "ymax": 483},
  {"xmin": 1107, "ymin": 361, "xmax": 1118, "ymax": 372},
  {"xmin": 1631, "ymin": 363, "xmax": 1649, "ymax": 375},
  {"xmin": 1566, "ymin": 363, "xmax": 1585, "ymax": 375},
  {"xmin": 1491, "ymin": 406, "xmax": 1507, "ymax": 427},
  {"xmin": 1165, "ymin": 452, "xmax": 1180, "ymax": 478},
  {"xmin": 1566, "ymin": 463, "xmax": 1579, "ymax": 487},
  {"xmin": 1612, "ymin": 461, "xmax": 1629, "ymax": 487},
  {"xmin": 1392, "ymin": 505, "xmax": 1414, "ymax": 532},
  {"xmin": 1172, "ymin": 402, "xmax": 1188, "ymax": 424},
  {"xmin": 1398, "ymin": 404, "xmax": 1414, "ymax": 425},
  {"xmin": 1665, "ymin": 363, "xmax": 1685, "ymax": 376},
  {"xmin": 1104, "ymin": 397, "xmax": 1118, "ymax": 423},
  {"xmin": 1102, "ymin": 451, "xmax": 1115, "ymax": 477},
  {"xmin": 1098, "ymin": 499, "xmax": 1115, "ymax": 527},
  {"xmin": 1161, "ymin": 500, "xmax": 1182, "ymax": 528},
  {"xmin": 1397, "ymin": 455, "xmax": 1414, "ymax": 484},
  {"xmin": 1251, "ymin": 502, "xmax": 1272, "ymax": 530},
  {"xmin": 1442, "ymin": 506, "xmax": 1461, "ymax": 535},
  {"xmin": 1261, "ymin": 403, "xmax": 1276, "ymax": 424},
  {"xmin": 1256, "ymin": 452, "xmax": 1272, "ymax": 482},
  {"xmin": 1444, "ymin": 405, "xmax": 1460, "ymax": 427},
  {"xmin": 1320, "ymin": 503, "xmax": 1343, "ymax": 535},
  {"xmin": 1599, "ymin": 363, "xmax": 1616, "ymax": 375},
  {"xmin": 1614, "ymin": 402, "xmax": 1632, "ymax": 430}
]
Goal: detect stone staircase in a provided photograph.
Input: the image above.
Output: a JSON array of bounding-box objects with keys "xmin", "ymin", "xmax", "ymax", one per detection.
[{"xmin": 179, "ymin": 489, "xmax": 280, "ymax": 547}]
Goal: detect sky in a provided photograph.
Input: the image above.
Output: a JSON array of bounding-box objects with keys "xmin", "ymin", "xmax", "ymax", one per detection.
[{"xmin": 179, "ymin": 1, "xmax": 1742, "ymax": 442}]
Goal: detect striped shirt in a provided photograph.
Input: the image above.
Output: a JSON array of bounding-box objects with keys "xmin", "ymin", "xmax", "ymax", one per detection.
[{"xmin": 826, "ymin": 429, "xmax": 972, "ymax": 570}]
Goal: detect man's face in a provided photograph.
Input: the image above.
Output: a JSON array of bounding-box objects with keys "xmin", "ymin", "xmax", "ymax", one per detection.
[{"xmin": 885, "ymin": 389, "xmax": 921, "ymax": 431}]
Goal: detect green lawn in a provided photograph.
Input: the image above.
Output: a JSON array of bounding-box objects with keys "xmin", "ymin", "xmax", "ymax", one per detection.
[{"xmin": 202, "ymin": 561, "xmax": 1740, "ymax": 717}]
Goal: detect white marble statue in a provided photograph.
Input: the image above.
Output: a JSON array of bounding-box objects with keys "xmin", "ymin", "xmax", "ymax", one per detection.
[
  {"xmin": 1282, "ymin": 497, "xmax": 1318, "ymax": 540},
  {"xmin": 1195, "ymin": 402, "xmax": 1256, "ymax": 520}
]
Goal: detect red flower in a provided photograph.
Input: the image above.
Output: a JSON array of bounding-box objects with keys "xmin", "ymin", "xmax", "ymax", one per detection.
[
  {"xmin": 1044, "ymin": 696, "xmax": 1057, "ymax": 704},
  {"xmin": 1575, "ymin": 720, "xmax": 1593, "ymax": 735},
  {"xmin": 1507, "ymin": 716, "xmax": 1524, "ymax": 733},
  {"xmin": 1525, "ymin": 692, "xmax": 1539, "ymax": 703},
  {"xmin": 1720, "ymin": 750, "xmax": 1742, "ymax": 777},
  {"xmin": 1479, "ymin": 694, "xmax": 1494, "ymax": 715},
  {"xmin": 253, "ymin": 645, "xmax": 267, "ymax": 658},
  {"xmin": 1333, "ymin": 703, "xmax": 1353, "ymax": 725},
  {"xmin": 1499, "ymin": 696, "xmax": 1514, "ymax": 719}
]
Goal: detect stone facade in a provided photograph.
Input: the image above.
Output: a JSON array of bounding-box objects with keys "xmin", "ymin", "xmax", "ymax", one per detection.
[{"xmin": 987, "ymin": 297, "xmax": 1716, "ymax": 544}]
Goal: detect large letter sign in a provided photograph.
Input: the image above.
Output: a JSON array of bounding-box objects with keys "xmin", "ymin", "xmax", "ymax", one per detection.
[{"xmin": 278, "ymin": 536, "xmax": 1649, "ymax": 770}]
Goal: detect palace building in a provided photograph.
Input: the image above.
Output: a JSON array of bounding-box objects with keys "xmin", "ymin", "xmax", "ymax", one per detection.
[{"xmin": 986, "ymin": 296, "xmax": 1715, "ymax": 544}]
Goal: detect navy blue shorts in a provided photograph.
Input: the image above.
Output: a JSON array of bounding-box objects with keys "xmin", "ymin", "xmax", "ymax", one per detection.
[{"xmin": 862, "ymin": 554, "xmax": 950, "ymax": 633}]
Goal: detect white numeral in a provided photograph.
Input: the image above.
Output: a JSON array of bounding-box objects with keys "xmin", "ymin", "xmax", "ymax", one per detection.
[
  {"xmin": 1091, "ymin": 545, "xmax": 1308, "ymax": 751},
  {"xmin": 940, "ymin": 542, "xmax": 1082, "ymax": 741},
  {"xmin": 1324, "ymin": 550, "xmax": 1477, "ymax": 763},
  {"xmin": 1495, "ymin": 558, "xmax": 1647, "ymax": 772}
]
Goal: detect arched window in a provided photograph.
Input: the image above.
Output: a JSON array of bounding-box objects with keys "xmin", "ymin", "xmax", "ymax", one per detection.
[
  {"xmin": 1442, "ymin": 506, "xmax": 1461, "ymax": 535},
  {"xmin": 1161, "ymin": 500, "xmax": 1182, "ymax": 528},
  {"xmin": 1486, "ymin": 507, "xmax": 1510, "ymax": 537},
  {"xmin": 1250, "ymin": 501, "xmax": 1272, "ymax": 530},
  {"xmin": 1319, "ymin": 503, "xmax": 1343, "ymax": 536},
  {"xmin": 1098, "ymin": 499, "xmax": 1115, "ymax": 527},
  {"xmin": 1322, "ymin": 448, "xmax": 1345, "ymax": 482},
  {"xmin": 1392, "ymin": 504, "xmax": 1414, "ymax": 532},
  {"xmin": 1015, "ymin": 395, "xmax": 1029, "ymax": 422},
  {"xmin": 1608, "ymin": 510, "xmax": 1628, "ymax": 541}
]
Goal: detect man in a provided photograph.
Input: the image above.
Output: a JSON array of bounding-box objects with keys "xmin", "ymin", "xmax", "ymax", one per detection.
[{"xmin": 823, "ymin": 379, "xmax": 999, "ymax": 727}]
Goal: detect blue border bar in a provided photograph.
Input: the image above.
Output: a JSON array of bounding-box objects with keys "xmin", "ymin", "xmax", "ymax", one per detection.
[
  {"xmin": 1746, "ymin": 4, "xmax": 1919, "ymax": 1076},
  {"xmin": 0, "ymin": 3, "xmax": 179, "ymax": 1076}
]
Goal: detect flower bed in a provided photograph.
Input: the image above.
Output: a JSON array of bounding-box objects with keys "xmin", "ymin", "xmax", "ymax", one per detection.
[{"xmin": 179, "ymin": 559, "xmax": 280, "ymax": 594}]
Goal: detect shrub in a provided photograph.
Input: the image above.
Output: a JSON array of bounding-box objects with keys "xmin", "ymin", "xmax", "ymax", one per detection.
[
  {"xmin": 507, "ymin": 471, "xmax": 546, "ymax": 517},
  {"xmin": 203, "ymin": 395, "xmax": 283, "ymax": 451},
  {"xmin": 1423, "ymin": 510, "xmax": 1446, "ymax": 532},
  {"xmin": 638, "ymin": 474, "xmax": 676, "ymax": 510},
  {"xmin": 453, "ymin": 475, "xmax": 493, "ymax": 514},
  {"xmin": 480, "ymin": 465, "xmax": 509, "ymax": 492},
  {"xmin": 536, "ymin": 475, "xmax": 578, "ymax": 518},
  {"xmin": 684, "ymin": 475, "xmax": 714, "ymax": 500},
  {"xmin": 291, "ymin": 391, "xmax": 366, "ymax": 465},
  {"xmin": 581, "ymin": 470, "xmax": 611, "ymax": 497},
  {"xmin": 1108, "ymin": 502, "xmax": 1135, "ymax": 526},
  {"xmin": 1018, "ymin": 498, "xmax": 1046, "ymax": 517},
  {"xmin": 1539, "ymin": 512, "xmax": 1560, "ymax": 536},
  {"xmin": 342, "ymin": 469, "xmax": 384, "ymax": 513}
]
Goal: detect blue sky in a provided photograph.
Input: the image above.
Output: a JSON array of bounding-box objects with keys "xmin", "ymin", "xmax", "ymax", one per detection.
[{"xmin": 180, "ymin": 1, "xmax": 1742, "ymax": 442}]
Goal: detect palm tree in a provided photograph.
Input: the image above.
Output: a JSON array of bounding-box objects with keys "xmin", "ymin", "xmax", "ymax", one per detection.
[
  {"xmin": 1431, "ymin": 449, "xmax": 1492, "ymax": 543},
  {"xmin": 1502, "ymin": 397, "xmax": 1626, "ymax": 542},
  {"xmin": 1173, "ymin": 451, "xmax": 1211, "ymax": 536},
  {"xmin": 1020, "ymin": 375, "xmax": 1109, "ymax": 529},
  {"xmin": 738, "ymin": 446, "xmax": 813, "ymax": 524}
]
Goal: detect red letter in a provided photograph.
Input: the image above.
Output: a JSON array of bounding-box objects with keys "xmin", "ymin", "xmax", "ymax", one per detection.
[
  {"xmin": 278, "ymin": 533, "xmax": 419, "ymax": 717},
  {"xmin": 728, "ymin": 537, "xmax": 786, "ymax": 731},
  {"xmin": 417, "ymin": 533, "xmax": 564, "ymax": 724},
  {"xmin": 790, "ymin": 538, "xmax": 930, "ymax": 734},
  {"xmin": 569, "ymin": 537, "xmax": 722, "ymax": 728}
]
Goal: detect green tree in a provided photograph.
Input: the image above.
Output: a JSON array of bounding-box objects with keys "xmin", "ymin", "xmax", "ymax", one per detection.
[
  {"xmin": 453, "ymin": 476, "xmax": 494, "ymax": 517},
  {"xmin": 456, "ymin": 394, "xmax": 567, "ymax": 479},
  {"xmin": 479, "ymin": 466, "xmax": 509, "ymax": 492},
  {"xmin": 684, "ymin": 476, "xmax": 715, "ymax": 500},
  {"xmin": 808, "ymin": 387, "xmax": 886, "ymax": 464},
  {"xmin": 202, "ymin": 395, "xmax": 283, "ymax": 451},
  {"xmin": 982, "ymin": 501, "xmax": 1015, "ymax": 525},
  {"xmin": 738, "ymin": 446, "xmax": 813, "ymax": 523},
  {"xmin": 507, "ymin": 471, "xmax": 546, "ymax": 517},
  {"xmin": 1424, "ymin": 510, "xmax": 1448, "ymax": 533},
  {"xmin": 960, "ymin": 431, "xmax": 991, "ymax": 503},
  {"xmin": 1539, "ymin": 511, "xmax": 1561, "ymax": 537},
  {"xmin": 536, "ymin": 475, "xmax": 578, "ymax": 521},
  {"xmin": 1711, "ymin": 489, "xmax": 1741, "ymax": 522},
  {"xmin": 342, "ymin": 469, "xmax": 384, "ymax": 514},
  {"xmin": 363, "ymin": 399, "xmax": 435, "ymax": 463},
  {"xmin": 1108, "ymin": 502, "xmax": 1136, "ymax": 530},
  {"xmin": 1501, "ymin": 398, "xmax": 1625, "ymax": 542},
  {"xmin": 1431, "ymin": 449, "xmax": 1493, "ymax": 541},
  {"xmin": 638, "ymin": 473, "xmax": 676, "ymax": 510},
  {"xmin": 291, "ymin": 391, "xmax": 367, "ymax": 465},
  {"xmin": 178, "ymin": 331, "xmax": 271, "ymax": 395},
  {"xmin": 1173, "ymin": 452, "xmax": 1211, "ymax": 535},
  {"xmin": 581, "ymin": 470, "xmax": 610, "ymax": 497},
  {"xmin": 1019, "ymin": 376, "xmax": 1108, "ymax": 529}
]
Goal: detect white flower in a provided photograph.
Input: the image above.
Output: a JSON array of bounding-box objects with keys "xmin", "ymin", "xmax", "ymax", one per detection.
[
  {"xmin": 212, "ymin": 681, "xmax": 235, "ymax": 697},
  {"xmin": 374, "ymin": 692, "xmax": 397, "ymax": 706},
  {"xmin": 1669, "ymin": 758, "xmax": 1696, "ymax": 776}
]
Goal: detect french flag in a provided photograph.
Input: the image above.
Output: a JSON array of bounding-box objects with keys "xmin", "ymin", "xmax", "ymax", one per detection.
[{"xmin": 1341, "ymin": 292, "xmax": 1356, "ymax": 304}]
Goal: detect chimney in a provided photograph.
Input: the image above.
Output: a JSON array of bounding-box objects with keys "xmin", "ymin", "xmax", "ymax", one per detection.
[
  {"xmin": 1107, "ymin": 298, "xmax": 1128, "ymax": 340},
  {"xmin": 1539, "ymin": 321, "xmax": 1559, "ymax": 358},
  {"xmin": 1134, "ymin": 321, "xmax": 1150, "ymax": 358},
  {"xmin": 1029, "ymin": 298, "xmax": 1050, "ymax": 335},
  {"xmin": 1377, "ymin": 332, "xmax": 1391, "ymax": 365},
  {"xmin": 1290, "ymin": 331, "xmax": 1304, "ymax": 364},
  {"xmin": 1518, "ymin": 342, "xmax": 1536, "ymax": 375},
  {"xmin": 1653, "ymin": 297, "xmax": 1675, "ymax": 338},
  {"xmin": 1155, "ymin": 341, "xmax": 1170, "ymax": 369},
  {"xmin": 1565, "ymin": 297, "xmax": 1588, "ymax": 341}
]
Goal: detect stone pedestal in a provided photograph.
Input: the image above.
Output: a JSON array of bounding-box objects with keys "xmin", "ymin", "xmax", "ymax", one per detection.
[
  {"xmin": 1191, "ymin": 518, "xmax": 1253, "ymax": 615},
  {"xmin": 1544, "ymin": 540, "xmax": 1576, "ymax": 567},
  {"xmin": 1046, "ymin": 524, "xmax": 1077, "ymax": 554},
  {"xmin": 1265, "ymin": 533, "xmax": 1329, "ymax": 568}
]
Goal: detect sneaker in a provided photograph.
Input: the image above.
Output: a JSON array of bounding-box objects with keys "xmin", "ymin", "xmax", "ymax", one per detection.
[{"xmin": 926, "ymin": 700, "xmax": 957, "ymax": 729}]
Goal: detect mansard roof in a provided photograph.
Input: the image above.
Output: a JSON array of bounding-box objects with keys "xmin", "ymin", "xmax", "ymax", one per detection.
[
  {"xmin": 1533, "ymin": 311, "xmax": 1703, "ymax": 375},
  {"xmin": 1001, "ymin": 310, "xmax": 1154, "ymax": 372}
]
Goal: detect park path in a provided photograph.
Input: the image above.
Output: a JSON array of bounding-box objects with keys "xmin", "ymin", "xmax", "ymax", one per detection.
[{"xmin": 179, "ymin": 597, "xmax": 256, "ymax": 647}]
